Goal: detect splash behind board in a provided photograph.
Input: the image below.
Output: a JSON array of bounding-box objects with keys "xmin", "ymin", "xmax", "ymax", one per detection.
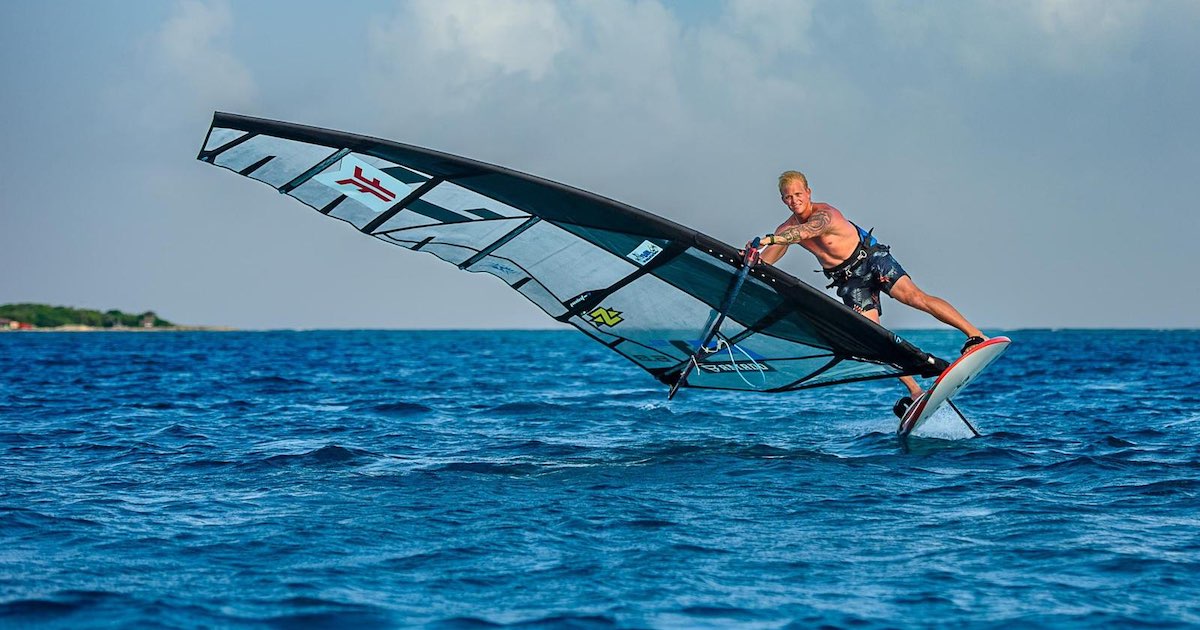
[{"xmin": 898, "ymin": 337, "xmax": 1011, "ymax": 438}]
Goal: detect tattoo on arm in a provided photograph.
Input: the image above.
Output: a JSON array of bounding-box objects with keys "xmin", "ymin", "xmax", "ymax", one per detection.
[{"xmin": 776, "ymin": 210, "xmax": 831, "ymax": 244}]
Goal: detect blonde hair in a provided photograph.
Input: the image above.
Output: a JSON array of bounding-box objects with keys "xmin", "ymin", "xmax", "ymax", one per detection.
[{"xmin": 778, "ymin": 170, "xmax": 809, "ymax": 192}]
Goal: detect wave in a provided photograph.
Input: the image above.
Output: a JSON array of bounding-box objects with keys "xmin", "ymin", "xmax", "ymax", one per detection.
[
  {"xmin": 423, "ymin": 461, "xmax": 545, "ymax": 476},
  {"xmin": 253, "ymin": 444, "xmax": 374, "ymax": 468},
  {"xmin": 367, "ymin": 400, "xmax": 434, "ymax": 415},
  {"xmin": 0, "ymin": 590, "xmax": 128, "ymax": 620}
]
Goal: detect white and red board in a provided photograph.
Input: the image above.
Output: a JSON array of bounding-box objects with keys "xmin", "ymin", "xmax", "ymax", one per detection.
[{"xmin": 897, "ymin": 336, "xmax": 1011, "ymax": 438}]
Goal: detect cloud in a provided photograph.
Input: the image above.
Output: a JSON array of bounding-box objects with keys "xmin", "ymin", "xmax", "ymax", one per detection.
[
  {"xmin": 360, "ymin": 0, "xmax": 833, "ymax": 160},
  {"xmin": 93, "ymin": 0, "xmax": 260, "ymax": 185},
  {"xmin": 367, "ymin": 0, "xmax": 568, "ymax": 105},
  {"xmin": 362, "ymin": 1, "xmax": 691, "ymax": 178},
  {"xmin": 363, "ymin": 0, "xmax": 832, "ymax": 126},
  {"xmin": 870, "ymin": 0, "xmax": 1149, "ymax": 75},
  {"xmin": 413, "ymin": 0, "xmax": 567, "ymax": 80},
  {"xmin": 723, "ymin": 0, "xmax": 816, "ymax": 58},
  {"xmin": 355, "ymin": 0, "xmax": 875, "ymax": 244},
  {"xmin": 153, "ymin": 0, "xmax": 256, "ymax": 109},
  {"xmin": 1029, "ymin": 0, "xmax": 1147, "ymax": 72}
]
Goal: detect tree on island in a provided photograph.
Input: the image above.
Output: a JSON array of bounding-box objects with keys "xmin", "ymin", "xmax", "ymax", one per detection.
[{"xmin": 0, "ymin": 304, "xmax": 175, "ymax": 328}]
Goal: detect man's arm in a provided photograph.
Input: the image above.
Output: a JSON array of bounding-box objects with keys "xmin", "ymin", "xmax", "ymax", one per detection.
[
  {"xmin": 759, "ymin": 239, "xmax": 788, "ymax": 265},
  {"xmin": 758, "ymin": 208, "xmax": 833, "ymax": 264}
]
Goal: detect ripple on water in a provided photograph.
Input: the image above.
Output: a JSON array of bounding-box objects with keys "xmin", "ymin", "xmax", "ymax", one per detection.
[{"xmin": 3, "ymin": 330, "xmax": 1199, "ymax": 627}]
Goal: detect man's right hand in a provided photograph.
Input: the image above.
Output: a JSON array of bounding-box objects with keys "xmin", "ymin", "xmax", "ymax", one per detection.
[{"xmin": 745, "ymin": 236, "xmax": 768, "ymax": 251}]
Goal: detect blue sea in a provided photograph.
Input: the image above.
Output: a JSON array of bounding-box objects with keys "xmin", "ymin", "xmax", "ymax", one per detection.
[{"xmin": 2, "ymin": 329, "xmax": 1199, "ymax": 628}]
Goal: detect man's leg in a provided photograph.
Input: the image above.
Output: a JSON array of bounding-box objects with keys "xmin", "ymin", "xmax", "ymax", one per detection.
[
  {"xmin": 888, "ymin": 276, "xmax": 984, "ymax": 339},
  {"xmin": 861, "ymin": 307, "xmax": 923, "ymax": 398}
]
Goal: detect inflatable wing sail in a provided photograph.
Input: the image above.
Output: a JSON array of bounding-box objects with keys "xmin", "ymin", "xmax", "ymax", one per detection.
[{"xmin": 198, "ymin": 113, "xmax": 948, "ymax": 393}]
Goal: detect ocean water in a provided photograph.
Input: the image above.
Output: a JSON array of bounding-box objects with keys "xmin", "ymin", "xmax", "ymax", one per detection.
[{"xmin": 2, "ymin": 329, "xmax": 1199, "ymax": 629}]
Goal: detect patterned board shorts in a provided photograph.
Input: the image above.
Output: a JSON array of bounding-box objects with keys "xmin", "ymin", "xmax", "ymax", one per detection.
[{"xmin": 828, "ymin": 248, "xmax": 908, "ymax": 314}]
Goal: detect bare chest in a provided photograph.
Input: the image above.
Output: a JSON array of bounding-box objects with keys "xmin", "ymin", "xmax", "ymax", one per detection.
[{"xmin": 791, "ymin": 214, "xmax": 860, "ymax": 268}]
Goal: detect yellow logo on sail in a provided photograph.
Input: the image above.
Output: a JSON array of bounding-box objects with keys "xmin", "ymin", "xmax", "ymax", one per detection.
[{"xmin": 586, "ymin": 307, "xmax": 624, "ymax": 327}]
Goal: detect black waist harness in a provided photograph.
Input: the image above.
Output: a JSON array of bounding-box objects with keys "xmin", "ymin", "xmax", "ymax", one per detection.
[{"xmin": 822, "ymin": 223, "xmax": 888, "ymax": 288}]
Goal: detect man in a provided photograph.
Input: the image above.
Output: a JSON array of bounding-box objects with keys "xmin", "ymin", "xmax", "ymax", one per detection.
[{"xmin": 754, "ymin": 170, "xmax": 986, "ymax": 415}]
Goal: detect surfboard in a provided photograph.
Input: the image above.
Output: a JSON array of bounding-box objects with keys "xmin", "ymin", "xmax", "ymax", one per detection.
[{"xmin": 897, "ymin": 336, "xmax": 1011, "ymax": 438}]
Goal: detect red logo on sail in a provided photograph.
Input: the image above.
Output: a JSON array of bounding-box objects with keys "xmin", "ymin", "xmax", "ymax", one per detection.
[{"xmin": 336, "ymin": 166, "xmax": 396, "ymax": 203}]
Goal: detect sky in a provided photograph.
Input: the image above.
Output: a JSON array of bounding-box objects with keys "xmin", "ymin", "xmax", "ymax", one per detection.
[{"xmin": 1, "ymin": 0, "xmax": 1197, "ymax": 330}]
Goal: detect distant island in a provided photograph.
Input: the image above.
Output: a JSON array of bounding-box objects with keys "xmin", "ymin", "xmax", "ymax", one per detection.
[{"xmin": 0, "ymin": 303, "xmax": 229, "ymax": 331}]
